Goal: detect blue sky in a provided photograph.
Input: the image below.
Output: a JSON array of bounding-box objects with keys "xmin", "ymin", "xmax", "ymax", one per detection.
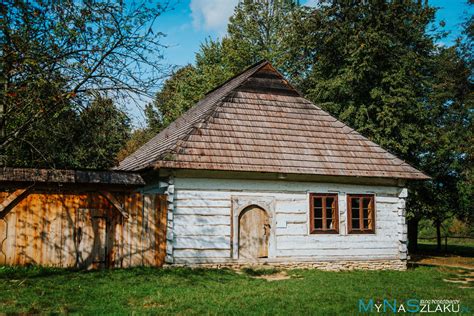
[
  {"xmin": 128, "ymin": 0, "xmax": 473, "ymax": 125},
  {"xmin": 158, "ymin": 0, "xmax": 472, "ymax": 67}
]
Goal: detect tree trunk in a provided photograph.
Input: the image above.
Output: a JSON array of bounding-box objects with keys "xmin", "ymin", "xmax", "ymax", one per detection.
[
  {"xmin": 407, "ymin": 217, "xmax": 419, "ymax": 253},
  {"xmin": 436, "ymin": 220, "xmax": 442, "ymax": 252}
]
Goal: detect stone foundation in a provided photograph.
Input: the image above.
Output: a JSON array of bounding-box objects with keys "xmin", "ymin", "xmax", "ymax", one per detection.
[{"xmin": 166, "ymin": 259, "xmax": 407, "ymax": 271}]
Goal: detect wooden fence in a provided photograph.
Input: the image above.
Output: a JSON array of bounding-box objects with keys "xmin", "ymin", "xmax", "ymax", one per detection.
[{"xmin": 0, "ymin": 190, "xmax": 167, "ymax": 269}]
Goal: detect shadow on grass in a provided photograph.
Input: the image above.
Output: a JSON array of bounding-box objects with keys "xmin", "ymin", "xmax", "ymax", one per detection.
[
  {"xmin": 0, "ymin": 265, "xmax": 241, "ymax": 283},
  {"xmin": 414, "ymin": 242, "xmax": 474, "ymax": 258}
]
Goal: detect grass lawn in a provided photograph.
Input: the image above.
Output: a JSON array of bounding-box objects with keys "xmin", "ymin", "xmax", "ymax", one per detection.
[{"xmin": 0, "ymin": 265, "xmax": 473, "ymax": 315}]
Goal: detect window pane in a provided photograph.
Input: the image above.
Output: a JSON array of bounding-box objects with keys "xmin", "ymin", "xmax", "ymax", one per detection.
[
  {"xmin": 326, "ymin": 197, "xmax": 334, "ymax": 209},
  {"xmin": 352, "ymin": 219, "xmax": 360, "ymax": 229},
  {"xmin": 314, "ymin": 207, "xmax": 322, "ymax": 218},
  {"xmin": 314, "ymin": 197, "xmax": 322, "ymax": 208},
  {"xmin": 351, "ymin": 198, "xmax": 360, "ymax": 209},
  {"xmin": 362, "ymin": 197, "xmax": 371, "ymax": 209},
  {"xmin": 363, "ymin": 219, "xmax": 369, "ymax": 229},
  {"xmin": 363, "ymin": 208, "xmax": 369, "ymax": 219},
  {"xmin": 314, "ymin": 219, "xmax": 322, "ymax": 229},
  {"xmin": 351, "ymin": 206, "xmax": 359, "ymax": 221}
]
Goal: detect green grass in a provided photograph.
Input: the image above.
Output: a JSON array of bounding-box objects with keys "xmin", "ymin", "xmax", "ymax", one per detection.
[{"xmin": 0, "ymin": 266, "xmax": 472, "ymax": 315}]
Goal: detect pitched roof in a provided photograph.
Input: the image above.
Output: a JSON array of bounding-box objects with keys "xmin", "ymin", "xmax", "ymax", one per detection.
[{"xmin": 118, "ymin": 61, "xmax": 429, "ymax": 180}]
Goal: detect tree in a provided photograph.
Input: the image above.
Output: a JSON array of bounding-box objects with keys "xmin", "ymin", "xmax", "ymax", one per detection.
[
  {"xmin": 146, "ymin": 0, "xmax": 302, "ymax": 129},
  {"xmin": 290, "ymin": 1, "xmax": 472, "ymax": 252},
  {"xmin": 73, "ymin": 96, "xmax": 131, "ymax": 169},
  {"xmin": 3, "ymin": 96, "xmax": 130, "ymax": 169},
  {"xmin": 1, "ymin": 0, "xmax": 169, "ymax": 165}
]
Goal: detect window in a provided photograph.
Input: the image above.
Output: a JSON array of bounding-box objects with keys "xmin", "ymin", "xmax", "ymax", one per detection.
[
  {"xmin": 347, "ymin": 194, "xmax": 375, "ymax": 233},
  {"xmin": 309, "ymin": 193, "xmax": 339, "ymax": 234}
]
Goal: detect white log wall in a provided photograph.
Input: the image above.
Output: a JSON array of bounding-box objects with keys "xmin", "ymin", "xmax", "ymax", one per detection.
[{"xmin": 169, "ymin": 177, "xmax": 408, "ymax": 264}]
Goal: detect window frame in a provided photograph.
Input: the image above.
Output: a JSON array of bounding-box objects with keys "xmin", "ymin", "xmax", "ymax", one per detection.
[
  {"xmin": 347, "ymin": 194, "xmax": 376, "ymax": 234},
  {"xmin": 309, "ymin": 193, "xmax": 339, "ymax": 234}
]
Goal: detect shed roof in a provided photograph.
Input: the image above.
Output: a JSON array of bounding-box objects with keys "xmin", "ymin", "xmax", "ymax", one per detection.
[
  {"xmin": 118, "ymin": 61, "xmax": 429, "ymax": 180},
  {"xmin": 0, "ymin": 167, "xmax": 145, "ymax": 186}
]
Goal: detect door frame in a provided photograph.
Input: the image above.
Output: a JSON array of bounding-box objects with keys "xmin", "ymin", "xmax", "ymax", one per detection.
[{"xmin": 231, "ymin": 196, "xmax": 276, "ymax": 260}]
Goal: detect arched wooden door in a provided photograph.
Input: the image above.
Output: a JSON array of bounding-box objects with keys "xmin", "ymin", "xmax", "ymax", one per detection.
[{"xmin": 238, "ymin": 206, "xmax": 270, "ymax": 259}]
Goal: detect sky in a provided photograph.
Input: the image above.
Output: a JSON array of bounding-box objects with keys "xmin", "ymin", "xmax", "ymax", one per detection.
[
  {"xmin": 128, "ymin": 0, "xmax": 473, "ymax": 125},
  {"xmin": 158, "ymin": 0, "xmax": 472, "ymax": 67}
]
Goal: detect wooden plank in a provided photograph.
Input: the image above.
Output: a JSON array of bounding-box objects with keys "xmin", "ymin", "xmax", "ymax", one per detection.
[
  {"xmin": 156, "ymin": 195, "xmax": 168, "ymax": 266},
  {"xmin": 142, "ymin": 194, "xmax": 154, "ymax": 265},
  {"xmin": 0, "ymin": 188, "xmax": 29, "ymax": 216},
  {"xmin": 100, "ymin": 191, "xmax": 129, "ymax": 219}
]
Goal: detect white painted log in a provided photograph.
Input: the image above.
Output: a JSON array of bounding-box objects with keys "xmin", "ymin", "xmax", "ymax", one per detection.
[
  {"xmin": 277, "ymin": 240, "xmax": 398, "ymax": 250},
  {"xmin": 174, "ymin": 236, "xmax": 230, "ymax": 250},
  {"xmin": 375, "ymin": 196, "xmax": 400, "ymax": 204},
  {"xmin": 173, "ymin": 207, "xmax": 230, "ymax": 216},
  {"xmin": 276, "ymin": 223, "xmax": 308, "ymax": 235},
  {"xmin": 173, "ymin": 249, "xmax": 230, "ymax": 258},
  {"xmin": 174, "ymin": 178, "xmax": 400, "ymax": 195},
  {"xmin": 173, "ymin": 224, "xmax": 231, "ymax": 236},
  {"xmin": 399, "ymin": 188, "xmax": 408, "ymax": 198},
  {"xmin": 276, "ymin": 213, "xmax": 307, "ymax": 223},
  {"xmin": 166, "ymin": 242, "xmax": 173, "ymax": 255},
  {"xmin": 176, "ymin": 199, "xmax": 231, "ymax": 207},
  {"xmin": 174, "ymin": 214, "xmax": 230, "ymax": 226},
  {"xmin": 276, "ymin": 247, "xmax": 398, "ymax": 257}
]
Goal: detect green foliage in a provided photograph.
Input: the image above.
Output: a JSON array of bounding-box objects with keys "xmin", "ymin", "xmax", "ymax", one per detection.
[
  {"xmin": 146, "ymin": 0, "xmax": 302, "ymax": 128},
  {"xmin": 1, "ymin": 0, "xmax": 167, "ymax": 168},
  {"xmin": 0, "ymin": 266, "xmax": 472, "ymax": 314},
  {"xmin": 73, "ymin": 97, "xmax": 131, "ymax": 169},
  {"xmin": 117, "ymin": 128, "xmax": 156, "ymax": 163},
  {"xmin": 3, "ymin": 96, "xmax": 130, "ymax": 169}
]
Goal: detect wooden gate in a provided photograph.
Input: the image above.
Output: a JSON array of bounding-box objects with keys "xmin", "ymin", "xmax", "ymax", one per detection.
[
  {"xmin": 0, "ymin": 191, "xmax": 167, "ymax": 268},
  {"xmin": 238, "ymin": 205, "xmax": 270, "ymax": 259}
]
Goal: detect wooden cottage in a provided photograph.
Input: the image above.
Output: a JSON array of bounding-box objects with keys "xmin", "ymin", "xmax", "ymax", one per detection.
[
  {"xmin": 118, "ymin": 61, "xmax": 429, "ymax": 270},
  {"xmin": 0, "ymin": 61, "xmax": 429, "ymax": 270}
]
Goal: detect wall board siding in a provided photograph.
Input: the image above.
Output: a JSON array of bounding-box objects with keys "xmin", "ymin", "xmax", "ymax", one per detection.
[
  {"xmin": 0, "ymin": 191, "xmax": 167, "ymax": 268},
  {"xmin": 171, "ymin": 177, "xmax": 407, "ymax": 263}
]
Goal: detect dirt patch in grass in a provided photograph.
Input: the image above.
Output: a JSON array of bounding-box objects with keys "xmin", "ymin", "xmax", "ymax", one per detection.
[
  {"xmin": 240, "ymin": 267, "xmax": 292, "ymax": 281},
  {"xmin": 253, "ymin": 271, "xmax": 292, "ymax": 281},
  {"xmin": 410, "ymin": 254, "xmax": 474, "ymax": 270}
]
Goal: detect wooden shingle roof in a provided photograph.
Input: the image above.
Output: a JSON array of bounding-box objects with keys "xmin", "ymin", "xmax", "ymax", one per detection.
[{"xmin": 118, "ymin": 61, "xmax": 429, "ymax": 180}]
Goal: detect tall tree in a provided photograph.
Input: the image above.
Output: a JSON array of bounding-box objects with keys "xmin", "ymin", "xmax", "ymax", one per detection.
[
  {"xmin": 146, "ymin": 0, "xmax": 302, "ymax": 129},
  {"xmin": 3, "ymin": 96, "xmax": 130, "ymax": 169},
  {"xmin": 0, "ymin": 0, "xmax": 169, "ymax": 166},
  {"xmin": 290, "ymin": 1, "xmax": 472, "ymax": 251}
]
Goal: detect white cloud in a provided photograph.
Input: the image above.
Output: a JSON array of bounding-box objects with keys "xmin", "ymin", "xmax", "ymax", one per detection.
[{"xmin": 190, "ymin": 0, "xmax": 239, "ymax": 33}]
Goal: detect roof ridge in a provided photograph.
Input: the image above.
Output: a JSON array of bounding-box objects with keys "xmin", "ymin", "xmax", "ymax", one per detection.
[
  {"xmin": 117, "ymin": 60, "xmax": 270, "ymax": 171},
  {"xmin": 162, "ymin": 63, "xmax": 273, "ymax": 161}
]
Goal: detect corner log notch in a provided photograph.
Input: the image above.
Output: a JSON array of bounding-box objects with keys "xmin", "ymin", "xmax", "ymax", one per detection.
[
  {"xmin": 100, "ymin": 191, "xmax": 129, "ymax": 219},
  {"xmin": 0, "ymin": 187, "xmax": 31, "ymax": 219}
]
